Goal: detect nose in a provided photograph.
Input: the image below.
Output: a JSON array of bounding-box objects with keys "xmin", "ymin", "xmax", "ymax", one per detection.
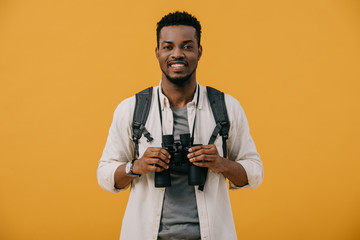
[{"xmin": 171, "ymin": 47, "xmax": 184, "ymax": 59}]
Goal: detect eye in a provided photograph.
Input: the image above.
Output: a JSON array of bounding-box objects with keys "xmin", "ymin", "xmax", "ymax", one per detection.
[
  {"xmin": 163, "ymin": 45, "xmax": 172, "ymax": 50},
  {"xmin": 184, "ymin": 45, "xmax": 193, "ymax": 49}
]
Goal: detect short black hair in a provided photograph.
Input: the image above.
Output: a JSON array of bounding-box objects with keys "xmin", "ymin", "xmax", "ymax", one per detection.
[{"xmin": 156, "ymin": 11, "xmax": 202, "ymax": 48}]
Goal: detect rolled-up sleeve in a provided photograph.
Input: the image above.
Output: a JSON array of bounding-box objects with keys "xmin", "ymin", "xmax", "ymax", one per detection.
[
  {"xmin": 97, "ymin": 97, "xmax": 135, "ymax": 193},
  {"xmin": 225, "ymin": 95, "xmax": 263, "ymax": 190}
]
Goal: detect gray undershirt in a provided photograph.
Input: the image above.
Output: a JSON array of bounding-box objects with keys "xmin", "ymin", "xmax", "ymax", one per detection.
[{"xmin": 158, "ymin": 107, "xmax": 201, "ymax": 240}]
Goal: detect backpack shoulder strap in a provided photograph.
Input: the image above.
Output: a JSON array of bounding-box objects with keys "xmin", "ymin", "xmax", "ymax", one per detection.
[
  {"xmin": 198, "ymin": 86, "xmax": 230, "ymax": 191},
  {"xmin": 132, "ymin": 87, "xmax": 154, "ymax": 157},
  {"xmin": 206, "ymin": 86, "xmax": 230, "ymax": 158}
]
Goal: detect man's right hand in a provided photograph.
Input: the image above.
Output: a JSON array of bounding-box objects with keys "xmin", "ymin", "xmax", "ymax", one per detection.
[{"xmin": 132, "ymin": 147, "xmax": 170, "ymax": 175}]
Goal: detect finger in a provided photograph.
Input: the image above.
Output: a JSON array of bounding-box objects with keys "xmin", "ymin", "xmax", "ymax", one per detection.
[
  {"xmin": 148, "ymin": 164, "xmax": 165, "ymax": 172},
  {"xmin": 189, "ymin": 155, "xmax": 217, "ymax": 163},
  {"xmin": 145, "ymin": 147, "xmax": 162, "ymax": 153},
  {"xmin": 187, "ymin": 148, "xmax": 216, "ymax": 158},
  {"xmin": 147, "ymin": 147, "xmax": 171, "ymax": 158},
  {"xmin": 188, "ymin": 145, "xmax": 203, "ymax": 152},
  {"xmin": 147, "ymin": 158, "xmax": 169, "ymax": 170},
  {"xmin": 148, "ymin": 151, "xmax": 169, "ymax": 161},
  {"xmin": 151, "ymin": 148, "xmax": 171, "ymax": 158},
  {"xmin": 192, "ymin": 161, "xmax": 211, "ymax": 168},
  {"xmin": 147, "ymin": 151, "xmax": 170, "ymax": 163},
  {"xmin": 188, "ymin": 144, "xmax": 215, "ymax": 153}
]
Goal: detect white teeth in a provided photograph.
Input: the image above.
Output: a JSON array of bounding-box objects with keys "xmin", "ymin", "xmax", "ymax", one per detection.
[{"xmin": 171, "ymin": 64, "xmax": 184, "ymax": 67}]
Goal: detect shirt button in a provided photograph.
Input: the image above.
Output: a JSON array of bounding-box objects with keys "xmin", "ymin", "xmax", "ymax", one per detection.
[
  {"xmin": 152, "ymin": 235, "xmax": 156, "ymax": 239},
  {"xmin": 168, "ymin": 120, "xmax": 172, "ymax": 123},
  {"xmin": 156, "ymin": 212, "xmax": 160, "ymax": 216}
]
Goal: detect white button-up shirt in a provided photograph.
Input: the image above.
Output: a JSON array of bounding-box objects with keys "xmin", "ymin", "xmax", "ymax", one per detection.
[{"xmin": 97, "ymin": 83, "xmax": 263, "ymax": 240}]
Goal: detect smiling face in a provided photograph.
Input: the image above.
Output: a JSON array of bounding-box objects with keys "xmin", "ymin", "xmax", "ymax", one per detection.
[{"xmin": 156, "ymin": 25, "xmax": 202, "ymax": 86}]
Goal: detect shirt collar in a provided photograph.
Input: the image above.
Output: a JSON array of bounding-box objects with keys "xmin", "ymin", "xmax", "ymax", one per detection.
[{"xmin": 157, "ymin": 81, "xmax": 201, "ymax": 110}]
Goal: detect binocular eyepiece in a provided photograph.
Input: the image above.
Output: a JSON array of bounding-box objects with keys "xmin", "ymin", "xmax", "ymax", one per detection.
[{"xmin": 155, "ymin": 134, "xmax": 207, "ymax": 188}]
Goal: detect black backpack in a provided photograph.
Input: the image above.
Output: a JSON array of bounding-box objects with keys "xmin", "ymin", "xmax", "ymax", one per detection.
[{"xmin": 131, "ymin": 86, "xmax": 230, "ymax": 190}]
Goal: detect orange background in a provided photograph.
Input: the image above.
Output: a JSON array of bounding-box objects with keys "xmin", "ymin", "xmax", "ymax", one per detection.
[{"xmin": 1, "ymin": 0, "xmax": 360, "ymax": 239}]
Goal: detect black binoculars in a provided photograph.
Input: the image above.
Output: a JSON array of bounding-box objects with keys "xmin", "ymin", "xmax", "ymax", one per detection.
[{"xmin": 155, "ymin": 133, "xmax": 207, "ymax": 188}]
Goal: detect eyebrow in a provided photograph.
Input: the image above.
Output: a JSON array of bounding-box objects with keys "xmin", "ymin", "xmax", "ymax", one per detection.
[{"xmin": 162, "ymin": 40, "xmax": 194, "ymax": 44}]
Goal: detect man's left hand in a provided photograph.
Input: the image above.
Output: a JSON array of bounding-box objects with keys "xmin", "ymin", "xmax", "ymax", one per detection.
[{"xmin": 187, "ymin": 144, "xmax": 226, "ymax": 173}]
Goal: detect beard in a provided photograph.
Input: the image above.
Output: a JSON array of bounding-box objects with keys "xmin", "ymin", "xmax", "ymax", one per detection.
[{"xmin": 162, "ymin": 65, "xmax": 197, "ymax": 86}]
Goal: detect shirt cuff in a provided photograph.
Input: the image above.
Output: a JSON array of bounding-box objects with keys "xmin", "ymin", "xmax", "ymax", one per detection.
[
  {"xmin": 229, "ymin": 159, "xmax": 263, "ymax": 190},
  {"xmin": 97, "ymin": 162, "xmax": 130, "ymax": 193}
]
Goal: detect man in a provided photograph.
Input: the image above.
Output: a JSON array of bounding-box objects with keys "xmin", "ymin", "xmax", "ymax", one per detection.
[{"xmin": 97, "ymin": 11, "xmax": 263, "ymax": 240}]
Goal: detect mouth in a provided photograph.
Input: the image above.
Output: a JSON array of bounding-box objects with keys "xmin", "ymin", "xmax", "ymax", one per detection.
[{"xmin": 168, "ymin": 61, "xmax": 187, "ymax": 72}]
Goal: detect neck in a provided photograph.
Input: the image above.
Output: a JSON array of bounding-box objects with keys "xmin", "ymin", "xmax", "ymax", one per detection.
[{"xmin": 161, "ymin": 77, "xmax": 197, "ymax": 109}]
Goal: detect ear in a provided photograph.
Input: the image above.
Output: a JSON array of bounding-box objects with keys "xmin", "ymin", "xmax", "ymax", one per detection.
[
  {"xmin": 198, "ymin": 45, "xmax": 203, "ymax": 60},
  {"xmin": 155, "ymin": 47, "xmax": 159, "ymax": 60}
]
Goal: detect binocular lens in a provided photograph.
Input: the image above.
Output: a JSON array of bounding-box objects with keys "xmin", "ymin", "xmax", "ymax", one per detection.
[
  {"xmin": 188, "ymin": 165, "xmax": 206, "ymax": 186},
  {"xmin": 155, "ymin": 170, "xmax": 171, "ymax": 187}
]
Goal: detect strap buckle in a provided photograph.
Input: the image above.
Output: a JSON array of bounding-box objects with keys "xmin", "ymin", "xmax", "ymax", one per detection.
[{"xmin": 220, "ymin": 121, "xmax": 229, "ymax": 139}]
